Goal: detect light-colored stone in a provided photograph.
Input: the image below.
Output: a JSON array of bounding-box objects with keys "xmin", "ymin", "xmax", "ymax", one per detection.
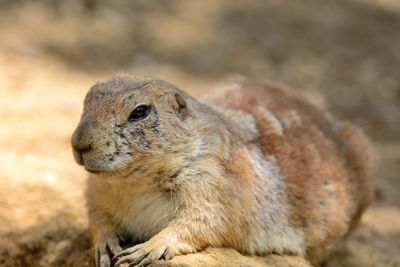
[{"xmin": 145, "ymin": 248, "xmax": 311, "ymax": 267}]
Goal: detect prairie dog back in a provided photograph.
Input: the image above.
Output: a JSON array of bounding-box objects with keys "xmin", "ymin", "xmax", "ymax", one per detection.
[{"xmin": 208, "ymin": 81, "xmax": 373, "ymax": 262}]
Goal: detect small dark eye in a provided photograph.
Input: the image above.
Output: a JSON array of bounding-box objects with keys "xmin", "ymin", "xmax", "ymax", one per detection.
[{"xmin": 128, "ymin": 104, "xmax": 150, "ymax": 122}]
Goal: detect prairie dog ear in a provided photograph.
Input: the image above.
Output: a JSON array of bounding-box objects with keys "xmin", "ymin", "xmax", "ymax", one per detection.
[{"xmin": 172, "ymin": 92, "xmax": 189, "ymax": 120}]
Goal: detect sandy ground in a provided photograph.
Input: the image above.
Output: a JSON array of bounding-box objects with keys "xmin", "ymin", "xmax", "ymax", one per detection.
[{"xmin": 0, "ymin": 0, "xmax": 399, "ymax": 266}]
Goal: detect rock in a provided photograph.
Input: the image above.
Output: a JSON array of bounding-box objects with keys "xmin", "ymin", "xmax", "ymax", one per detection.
[{"xmin": 120, "ymin": 248, "xmax": 312, "ymax": 267}]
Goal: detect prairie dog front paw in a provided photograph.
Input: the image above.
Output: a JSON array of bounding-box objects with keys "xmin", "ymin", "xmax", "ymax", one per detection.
[
  {"xmin": 92, "ymin": 232, "xmax": 123, "ymax": 267},
  {"xmin": 113, "ymin": 236, "xmax": 179, "ymax": 267}
]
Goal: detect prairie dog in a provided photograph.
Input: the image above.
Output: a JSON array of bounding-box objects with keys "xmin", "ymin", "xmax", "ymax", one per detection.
[{"xmin": 71, "ymin": 74, "xmax": 373, "ymax": 267}]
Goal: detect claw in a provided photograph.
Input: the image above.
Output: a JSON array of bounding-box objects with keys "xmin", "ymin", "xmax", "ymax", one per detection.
[
  {"xmin": 100, "ymin": 254, "xmax": 111, "ymax": 267},
  {"xmin": 114, "ymin": 251, "xmax": 148, "ymax": 267},
  {"xmin": 136, "ymin": 257, "xmax": 152, "ymax": 267},
  {"xmin": 112, "ymin": 246, "xmax": 139, "ymax": 260},
  {"xmin": 162, "ymin": 247, "xmax": 172, "ymax": 261},
  {"xmin": 95, "ymin": 248, "xmax": 100, "ymax": 267}
]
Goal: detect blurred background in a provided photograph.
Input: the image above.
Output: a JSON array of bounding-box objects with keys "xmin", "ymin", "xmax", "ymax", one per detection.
[{"xmin": 0, "ymin": 0, "xmax": 399, "ymax": 266}]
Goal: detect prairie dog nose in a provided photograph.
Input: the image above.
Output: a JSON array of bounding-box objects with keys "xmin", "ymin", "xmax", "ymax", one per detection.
[
  {"xmin": 71, "ymin": 120, "xmax": 95, "ymax": 163},
  {"xmin": 73, "ymin": 142, "xmax": 92, "ymax": 154}
]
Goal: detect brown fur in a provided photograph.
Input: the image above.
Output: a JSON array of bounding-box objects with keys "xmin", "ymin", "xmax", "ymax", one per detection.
[{"xmin": 71, "ymin": 75, "xmax": 373, "ymax": 267}]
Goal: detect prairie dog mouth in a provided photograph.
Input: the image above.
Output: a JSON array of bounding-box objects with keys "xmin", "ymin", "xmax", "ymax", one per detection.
[
  {"xmin": 81, "ymin": 154, "xmax": 132, "ymax": 175},
  {"xmin": 81, "ymin": 156, "xmax": 111, "ymax": 174}
]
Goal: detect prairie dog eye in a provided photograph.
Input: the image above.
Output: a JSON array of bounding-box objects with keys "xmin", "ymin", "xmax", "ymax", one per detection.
[{"xmin": 128, "ymin": 104, "xmax": 150, "ymax": 122}]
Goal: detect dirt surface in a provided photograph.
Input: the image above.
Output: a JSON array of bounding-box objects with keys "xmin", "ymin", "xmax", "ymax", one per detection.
[{"xmin": 0, "ymin": 0, "xmax": 399, "ymax": 266}]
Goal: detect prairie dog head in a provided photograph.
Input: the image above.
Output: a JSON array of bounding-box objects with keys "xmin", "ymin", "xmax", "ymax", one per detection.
[{"xmin": 71, "ymin": 74, "xmax": 197, "ymax": 182}]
